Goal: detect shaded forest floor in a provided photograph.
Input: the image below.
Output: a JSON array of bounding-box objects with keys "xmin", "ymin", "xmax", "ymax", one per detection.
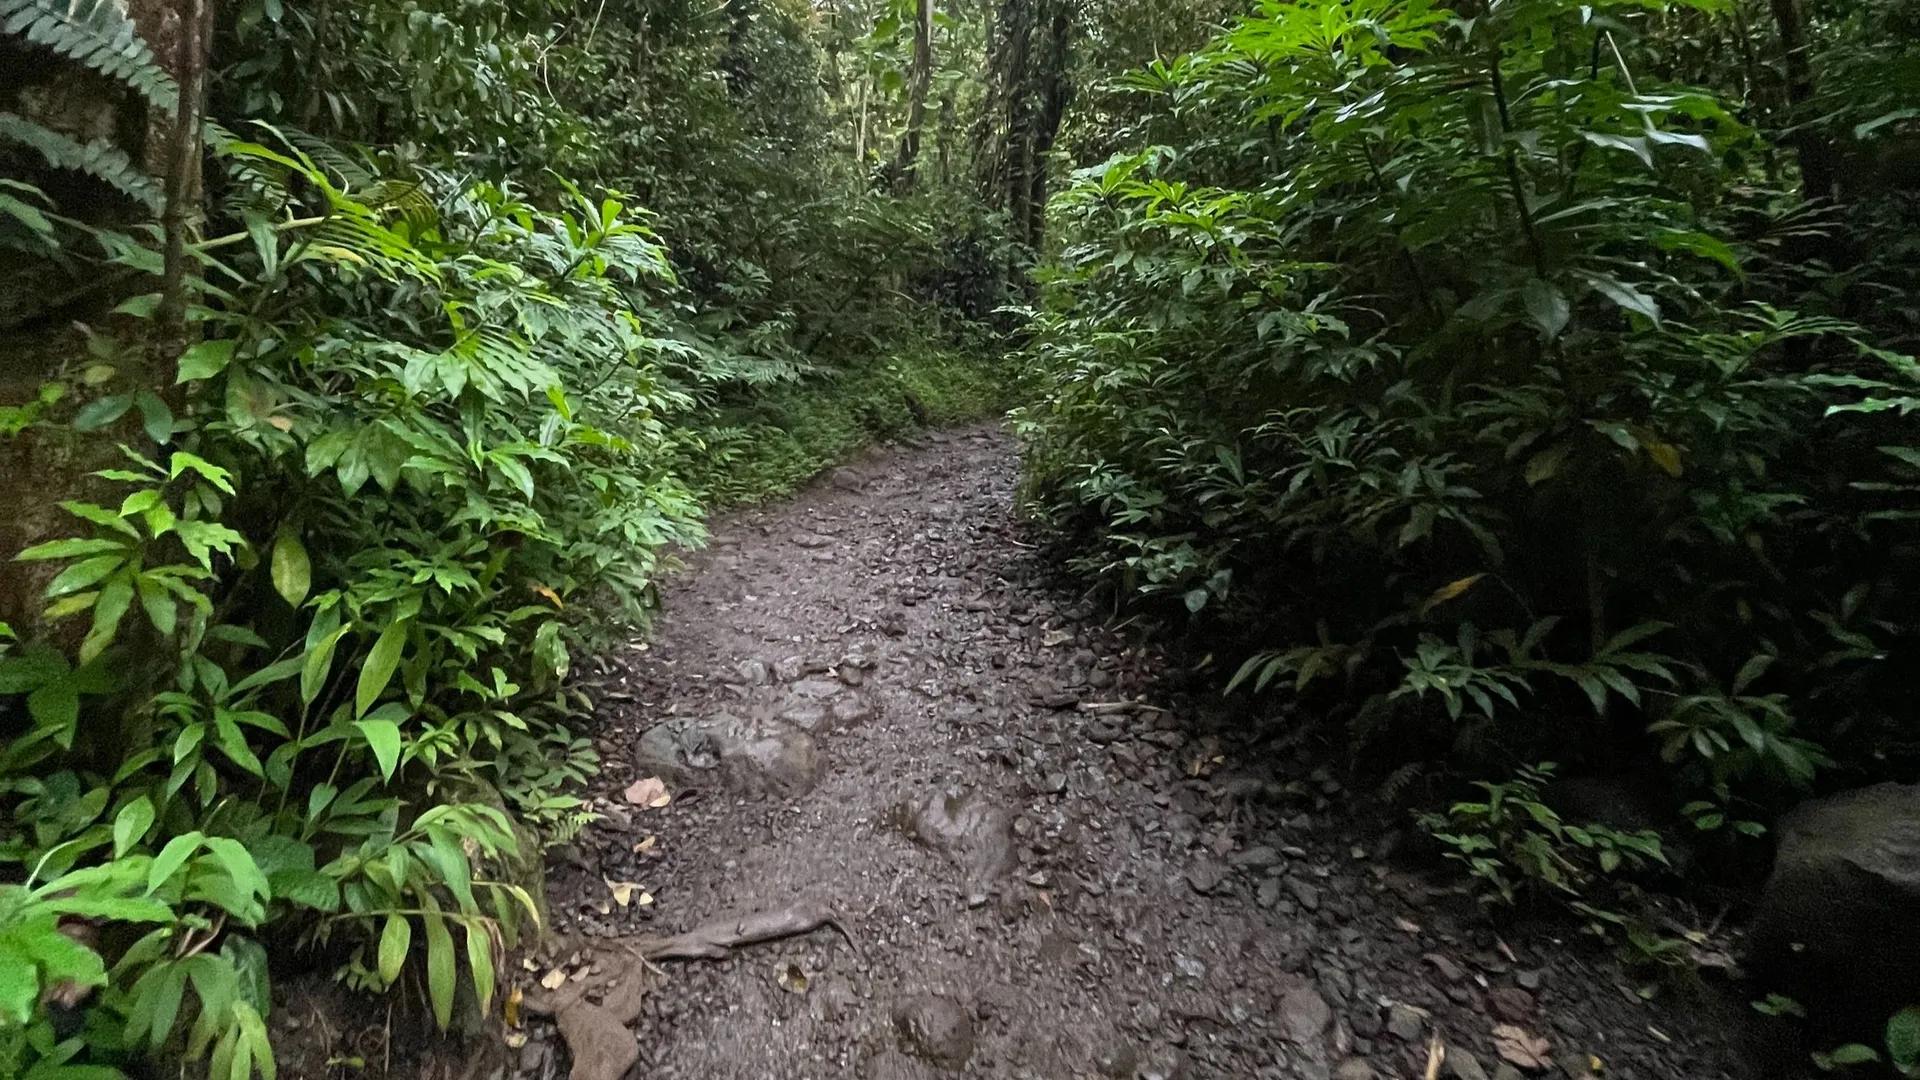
[{"xmin": 285, "ymin": 425, "xmax": 1756, "ymax": 1079}]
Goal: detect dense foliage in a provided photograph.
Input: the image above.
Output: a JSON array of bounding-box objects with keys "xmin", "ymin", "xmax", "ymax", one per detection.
[
  {"xmin": 0, "ymin": 0, "xmax": 1019, "ymax": 1074},
  {"xmin": 3, "ymin": 0, "xmax": 1917, "ymax": 1071},
  {"xmin": 1014, "ymin": 0, "xmax": 1917, "ymax": 933}
]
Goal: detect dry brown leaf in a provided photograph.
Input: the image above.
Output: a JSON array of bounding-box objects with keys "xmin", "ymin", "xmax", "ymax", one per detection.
[
  {"xmin": 634, "ymin": 835, "xmax": 658, "ymax": 854},
  {"xmin": 539, "ymin": 968, "xmax": 568, "ymax": 991},
  {"xmin": 1492, "ymin": 1023, "xmax": 1552, "ymax": 1071},
  {"xmin": 776, "ymin": 963, "xmax": 809, "ymax": 994},
  {"xmin": 1424, "ymin": 1037, "xmax": 1445, "ymax": 1080},
  {"xmin": 623, "ymin": 776, "xmax": 671, "ymax": 808},
  {"xmin": 606, "ymin": 880, "xmax": 654, "ymax": 908}
]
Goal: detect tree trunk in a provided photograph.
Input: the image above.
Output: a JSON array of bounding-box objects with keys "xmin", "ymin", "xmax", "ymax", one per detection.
[
  {"xmin": 1767, "ymin": 0, "xmax": 1834, "ymax": 203},
  {"xmin": 1023, "ymin": 0, "xmax": 1071, "ymax": 253},
  {"xmin": 889, "ymin": 0, "xmax": 935, "ymax": 191}
]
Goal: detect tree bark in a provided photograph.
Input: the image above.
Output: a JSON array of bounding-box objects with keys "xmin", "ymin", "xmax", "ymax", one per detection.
[
  {"xmin": 889, "ymin": 0, "xmax": 935, "ymax": 191},
  {"xmin": 1767, "ymin": 0, "xmax": 1834, "ymax": 203}
]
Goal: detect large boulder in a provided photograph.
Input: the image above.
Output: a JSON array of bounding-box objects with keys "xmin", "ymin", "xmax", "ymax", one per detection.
[
  {"xmin": 1750, "ymin": 783, "xmax": 1920, "ymax": 1026},
  {"xmin": 634, "ymin": 713, "xmax": 820, "ymax": 797}
]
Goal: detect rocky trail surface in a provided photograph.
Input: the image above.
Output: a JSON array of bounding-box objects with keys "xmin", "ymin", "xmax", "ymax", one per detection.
[{"xmin": 510, "ymin": 426, "xmax": 1744, "ymax": 1080}]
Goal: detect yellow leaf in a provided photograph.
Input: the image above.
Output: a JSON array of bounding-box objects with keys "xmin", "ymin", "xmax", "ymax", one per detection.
[
  {"xmin": 504, "ymin": 986, "xmax": 523, "ymax": 1026},
  {"xmin": 1643, "ymin": 440, "xmax": 1682, "ymax": 476},
  {"xmin": 1423, "ymin": 573, "xmax": 1486, "ymax": 611},
  {"xmin": 532, "ymin": 584, "xmax": 564, "ymax": 609}
]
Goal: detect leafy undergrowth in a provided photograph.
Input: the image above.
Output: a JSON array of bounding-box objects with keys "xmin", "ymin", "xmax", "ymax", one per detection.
[
  {"xmin": 683, "ymin": 347, "xmax": 1012, "ymax": 505},
  {"xmin": 1014, "ymin": 0, "xmax": 1918, "ymax": 974}
]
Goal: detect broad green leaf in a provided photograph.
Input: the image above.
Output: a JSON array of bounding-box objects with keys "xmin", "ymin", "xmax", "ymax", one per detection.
[
  {"xmin": 355, "ymin": 717, "xmax": 403, "ymax": 782},
  {"xmin": 176, "ymin": 339, "xmax": 239, "ymax": 382},
  {"xmin": 135, "ymin": 390, "xmax": 175, "ymax": 444},
  {"xmin": 73, "ymin": 394, "xmax": 133, "ymax": 432},
  {"xmin": 465, "ymin": 921, "xmax": 496, "ymax": 1014},
  {"xmin": 355, "ymin": 621, "xmax": 408, "ymax": 717},
  {"xmin": 377, "ymin": 913, "xmax": 411, "ymax": 985},
  {"xmin": 270, "ymin": 530, "xmax": 311, "ymax": 607},
  {"xmin": 1521, "ymin": 279, "xmax": 1569, "ymax": 339},
  {"xmin": 45, "ymin": 555, "xmax": 125, "ymax": 598},
  {"xmin": 422, "ymin": 902, "xmax": 455, "ymax": 1030},
  {"xmin": 147, "ymin": 832, "xmax": 204, "ymax": 893},
  {"xmin": 114, "ymin": 796, "xmax": 155, "ymax": 858},
  {"xmin": 301, "ymin": 624, "xmax": 349, "ymax": 707}
]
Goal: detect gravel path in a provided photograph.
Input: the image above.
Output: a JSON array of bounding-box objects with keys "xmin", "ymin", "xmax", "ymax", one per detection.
[{"xmin": 514, "ymin": 425, "xmax": 1744, "ymax": 1080}]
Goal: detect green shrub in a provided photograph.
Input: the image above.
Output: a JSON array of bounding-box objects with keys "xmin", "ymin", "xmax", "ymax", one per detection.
[{"xmin": 1014, "ymin": 0, "xmax": 1917, "ymax": 870}]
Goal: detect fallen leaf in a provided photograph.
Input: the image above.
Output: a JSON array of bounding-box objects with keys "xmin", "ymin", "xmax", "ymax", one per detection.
[
  {"xmin": 634, "ymin": 835, "xmax": 658, "ymax": 854},
  {"xmin": 1492, "ymin": 1024, "xmax": 1552, "ymax": 1071},
  {"xmin": 1424, "ymin": 1037, "xmax": 1445, "ymax": 1080},
  {"xmin": 623, "ymin": 776, "xmax": 671, "ymax": 808},
  {"xmin": 504, "ymin": 1030, "xmax": 528, "ymax": 1049},
  {"xmin": 540, "ymin": 968, "xmax": 568, "ymax": 991},
  {"xmin": 1589, "ymin": 1054, "xmax": 1605, "ymax": 1073},
  {"xmin": 776, "ymin": 963, "xmax": 809, "ymax": 994},
  {"xmin": 505, "ymin": 986, "xmax": 523, "ymax": 1026},
  {"xmin": 606, "ymin": 880, "xmax": 653, "ymax": 908}
]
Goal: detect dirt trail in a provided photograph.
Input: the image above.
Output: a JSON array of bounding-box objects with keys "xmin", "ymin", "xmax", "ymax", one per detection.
[{"xmin": 520, "ymin": 425, "xmax": 1741, "ymax": 1080}]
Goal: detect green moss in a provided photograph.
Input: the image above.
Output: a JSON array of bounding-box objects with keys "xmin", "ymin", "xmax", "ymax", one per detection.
[{"xmin": 679, "ymin": 348, "xmax": 1009, "ymax": 506}]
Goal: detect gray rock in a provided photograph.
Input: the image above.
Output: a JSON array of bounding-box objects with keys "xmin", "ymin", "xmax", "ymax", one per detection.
[
  {"xmin": 830, "ymin": 695, "xmax": 876, "ymax": 727},
  {"xmin": 1446, "ymin": 1048, "xmax": 1491, "ymax": 1080},
  {"xmin": 1231, "ymin": 845, "xmax": 1282, "ymax": 869},
  {"xmin": 1278, "ymin": 984, "xmax": 1332, "ymax": 1044},
  {"xmin": 789, "ymin": 677, "xmax": 844, "ymax": 700},
  {"xmin": 1384, "ymin": 1003, "xmax": 1424, "ymax": 1041},
  {"xmin": 779, "ymin": 704, "xmax": 831, "ymax": 733},
  {"xmin": 900, "ymin": 789, "xmax": 1015, "ymax": 903},
  {"xmin": 730, "ymin": 658, "xmax": 772, "ymax": 685},
  {"xmin": 893, "ymin": 994, "xmax": 975, "ymax": 1066},
  {"xmin": 1186, "ymin": 858, "xmax": 1229, "ymax": 895},
  {"xmin": 1751, "ymin": 783, "xmax": 1920, "ymax": 1025},
  {"xmin": 633, "ymin": 713, "xmax": 820, "ymax": 796},
  {"xmin": 1333, "ymin": 1062, "xmax": 1379, "ymax": 1080},
  {"xmin": 1288, "ymin": 878, "xmax": 1322, "ymax": 911}
]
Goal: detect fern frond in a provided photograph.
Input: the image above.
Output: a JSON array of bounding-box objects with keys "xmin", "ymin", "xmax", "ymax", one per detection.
[
  {"xmin": 0, "ymin": 112, "xmax": 162, "ymax": 212},
  {"xmin": 2, "ymin": 0, "xmax": 178, "ymax": 113}
]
